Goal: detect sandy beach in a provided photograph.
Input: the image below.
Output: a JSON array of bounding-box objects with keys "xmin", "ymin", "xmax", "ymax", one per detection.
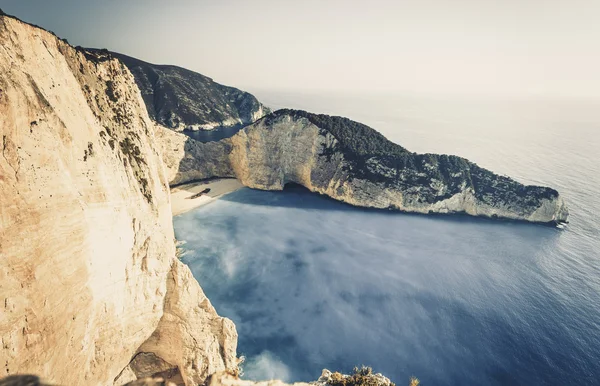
[{"xmin": 170, "ymin": 178, "xmax": 245, "ymax": 216}]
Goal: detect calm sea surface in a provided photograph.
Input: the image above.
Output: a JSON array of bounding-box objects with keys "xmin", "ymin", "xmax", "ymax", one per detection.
[{"xmin": 174, "ymin": 93, "xmax": 600, "ymax": 386}]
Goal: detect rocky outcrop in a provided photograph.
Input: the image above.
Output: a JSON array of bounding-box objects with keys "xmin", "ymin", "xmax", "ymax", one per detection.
[
  {"xmin": 117, "ymin": 261, "xmax": 238, "ymax": 385},
  {"xmin": 158, "ymin": 110, "xmax": 568, "ymax": 225},
  {"xmin": 0, "ymin": 13, "xmax": 236, "ymax": 386},
  {"xmin": 110, "ymin": 52, "xmax": 269, "ymax": 132}
]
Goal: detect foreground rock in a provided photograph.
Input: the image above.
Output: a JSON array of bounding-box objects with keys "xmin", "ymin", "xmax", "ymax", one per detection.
[
  {"xmin": 111, "ymin": 52, "xmax": 269, "ymax": 132},
  {"xmin": 205, "ymin": 367, "xmax": 398, "ymax": 386},
  {"xmin": 0, "ymin": 367, "xmax": 400, "ymax": 386},
  {"xmin": 0, "ymin": 13, "xmax": 236, "ymax": 385},
  {"xmin": 158, "ymin": 110, "xmax": 569, "ymax": 225}
]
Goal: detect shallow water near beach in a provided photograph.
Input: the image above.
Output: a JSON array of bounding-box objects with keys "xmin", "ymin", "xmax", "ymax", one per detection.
[{"xmin": 174, "ymin": 93, "xmax": 600, "ymax": 386}]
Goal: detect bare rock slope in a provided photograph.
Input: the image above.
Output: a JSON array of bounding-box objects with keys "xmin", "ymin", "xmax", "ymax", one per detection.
[
  {"xmin": 158, "ymin": 110, "xmax": 568, "ymax": 224},
  {"xmin": 0, "ymin": 13, "xmax": 236, "ymax": 386}
]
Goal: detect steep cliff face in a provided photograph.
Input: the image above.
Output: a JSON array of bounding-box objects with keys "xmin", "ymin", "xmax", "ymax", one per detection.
[
  {"xmin": 158, "ymin": 110, "xmax": 568, "ymax": 224},
  {"xmin": 0, "ymin": 14, "xmax": 236, "ymax": 386},
  {"xmin": 111, "ymin": 52, "xmax": 269, "ymax": 132}
]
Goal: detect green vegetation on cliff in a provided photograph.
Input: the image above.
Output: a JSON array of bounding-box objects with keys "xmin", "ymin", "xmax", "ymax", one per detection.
[{"xmin": 269, "ymin": 109, "xmax": 409, "ymax": 158}]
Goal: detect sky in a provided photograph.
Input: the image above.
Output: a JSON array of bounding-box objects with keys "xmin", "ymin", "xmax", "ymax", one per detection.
[{"xmin": 2, "ymin": 0, "xmax": 600, "ymax": 99}]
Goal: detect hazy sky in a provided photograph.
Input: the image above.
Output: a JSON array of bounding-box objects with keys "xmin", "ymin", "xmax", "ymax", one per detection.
[{"xmin": 2, "ymin": 0, "xmax": 599, "ymax": 98}]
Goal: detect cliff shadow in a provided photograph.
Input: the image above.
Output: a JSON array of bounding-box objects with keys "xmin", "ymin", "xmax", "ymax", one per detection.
[
  {"xmin": 219, "ymin": 183, "xmax": 361, "ymax": 212},
  {"xmin": 0, "ymin": 375, "xmax": 50, "ymax": 386},
  {"xmin": 218, "ymin": 183, "xmax": 563, "ymax": 232},
  {"xmin": 171, "ymin": 133, "xmax": 237, "ymax": 187}
]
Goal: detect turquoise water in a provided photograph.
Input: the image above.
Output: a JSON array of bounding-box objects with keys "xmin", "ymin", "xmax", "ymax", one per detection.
[{"xmin": 174, "ymin": 94, "xmax": 600, "ymax": 385}]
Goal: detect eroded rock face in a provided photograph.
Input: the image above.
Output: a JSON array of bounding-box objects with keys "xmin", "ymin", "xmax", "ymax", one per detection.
[
  {"xmin": 155, "ymin": 125, "xmax": 235, "ymax": 186},
  {"xmin": 133, "ymin": 261, "xmax": 238, "ymax": 386},
  {"xmin": 0, "ymin": 14, "xmax": 236, "ymax": 386},
  {"xmin": 158, "ymin": 111, "xmax": 568, "ymax": 224}
]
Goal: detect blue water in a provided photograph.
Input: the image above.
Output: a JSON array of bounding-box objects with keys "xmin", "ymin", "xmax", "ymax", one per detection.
[{"xmin": 174, "ymin": 94, "xmax": 600, "ymax": 386}]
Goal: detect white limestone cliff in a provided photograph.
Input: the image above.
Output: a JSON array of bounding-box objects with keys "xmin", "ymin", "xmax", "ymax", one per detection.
[{"xmin": 0, "ymin": 14, "xmax": 236, "ymax": 386}]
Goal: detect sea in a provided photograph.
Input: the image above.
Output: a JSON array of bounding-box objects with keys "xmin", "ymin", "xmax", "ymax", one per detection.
[{"xmin": 173, "ymin": 91, "xmax": 600, "ymax": 386}]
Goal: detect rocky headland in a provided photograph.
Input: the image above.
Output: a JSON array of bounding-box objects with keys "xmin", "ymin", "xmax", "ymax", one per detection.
[{"xmin": 158, "ymin": 110, "xmax": 569, "ymax": 225}]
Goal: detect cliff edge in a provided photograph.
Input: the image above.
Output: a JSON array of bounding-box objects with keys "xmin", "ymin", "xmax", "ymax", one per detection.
[{"xmin": 0, "ymin": 13, "xmax": 236, "ymax": 385}]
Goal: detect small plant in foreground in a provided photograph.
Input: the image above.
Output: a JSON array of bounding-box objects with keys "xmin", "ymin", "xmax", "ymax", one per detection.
[{"xmin": 327, "ymin": 366, "xmax": 396, "ymax": 386}]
